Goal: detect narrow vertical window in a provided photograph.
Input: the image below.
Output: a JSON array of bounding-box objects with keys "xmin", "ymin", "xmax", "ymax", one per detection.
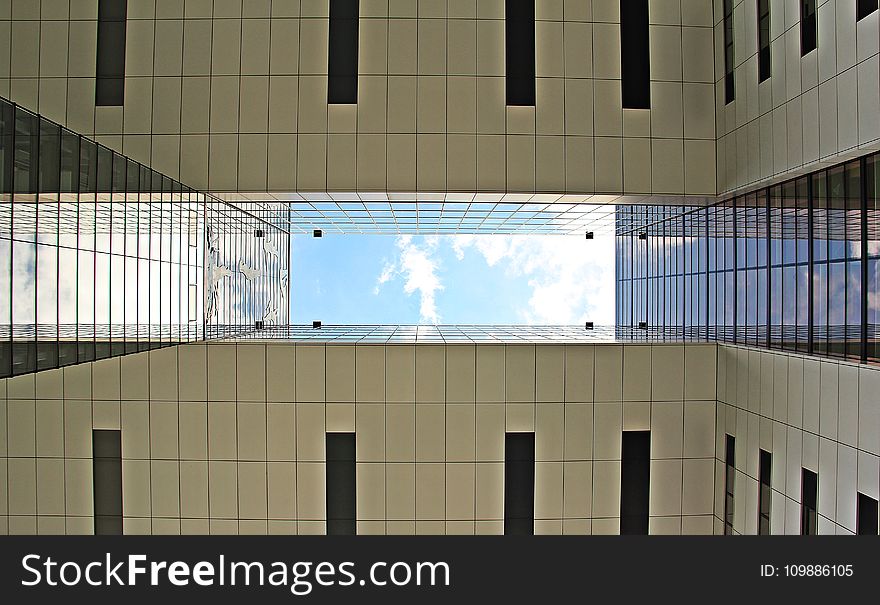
[
  {"xmin": 620, "ymin": 431, "xmax": 651, "ymax": 534},
  {"xmin": 800, "ymin": 468, "xmax": 818, "ymax": 535},
  {"xmin": 504, "ymin": 432, "xmax": 535, "ymax": 535},
  {"xmin": 723, "ymin": 0, "xmax": 735, "ymax": 103},
  {"xmin": 93, "ymin": 429, "xmax": 123, "ymax": 535},
  {"xmin": 857, "ymin": 0, "xmax": 878, "ymax": 21},
  {"xmin": 327, "ymin": 0, "xmax": 359, "ymax": 104},
  {"xmin": 620, "ymin": 0, "xmax": 651, "ymax": 109},
  {"xmin": 326, "ymin": 432, "xmax": 356, "ymax": 535},
  {"xmin": 757, "ymin": 0, "xmax": 771, "ymax": 82},
  {"xmin": 758, "ymin": 449, "xmax": 772, "ymax": 535},
  {"xmin": 724, "ymin": 434, "xmax": 735, "ymax": 534},
  {"xmin": 857, "ymin": 493, "xmax": 879, "ymax": 535},
  {"xmin": 801, "ymin": 0, "xmax": 817, "ymax": 56},
  {"xmin": 505, "ymin": 0, "xmax": 536, "ymax": 106},
  {"xmin": 95, "ymin": 0, "xmax": 128, "ymax": 106}
]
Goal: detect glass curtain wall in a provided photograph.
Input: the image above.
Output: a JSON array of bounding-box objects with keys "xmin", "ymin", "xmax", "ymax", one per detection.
[
  {"xmin": 203, "ymin": 197, "xmax": 289, "ymax": 339},
  {"xmin": 616, "ymin": 153, "xmax": 880, "ymax": 364},
  {"xmin": 0, "ymin": 97, "xmax": 289, "ymax": 377}
]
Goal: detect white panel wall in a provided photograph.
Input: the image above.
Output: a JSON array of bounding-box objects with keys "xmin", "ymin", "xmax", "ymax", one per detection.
[
  {"xmin": 0, "ymin": 341, "xmax": 718, "ymax": 535},
  {"xmin": 715, "ymin": 0, "xmax": 880, "ymax": 194},
  {"xmin": 0, "ymin": 0, "xmax": 717, "ymax": 196},
  {"xmin": 715, "ymin": 344, "xmax": 880, "ymax": 534}
]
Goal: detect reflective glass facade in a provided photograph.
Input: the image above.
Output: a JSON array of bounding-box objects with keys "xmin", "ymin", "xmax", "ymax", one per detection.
[
  {"xmin": 220, "ymin": 324, "xmax": 636, "ymax": 344},
  {"xmin": 616, "ymin": 153, "xmax": 880, "ymax": 364},
  {"xmin": 222, "ymin": 192, "xmax": 707, "ymax": 236},
  {"xmin": 0, "ymin": 98, "xmax": 289, "ymax": 378}
]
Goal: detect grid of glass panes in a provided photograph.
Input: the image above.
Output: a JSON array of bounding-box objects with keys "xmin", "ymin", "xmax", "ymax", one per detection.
[
  {"xmin": 222, "ymin": 323, "xmax": 659, "ymax": 344},
  {"xmin": 0, "ymin": 97, "xmax": 289, "ymax": 377},
  {"xmin": 615, "ymin": 153, "xmax": 880, "ymax": 364},
  {"xmin": 203, "ymin": 198, "xmax": 290, "ymax": 338},
  {"xmin": 615, "ymin": 204, "xmax": 709, "ymax": 341},
  {"xmin": 285, "ymin": 198, "xmax": 620, "ymax": 235},
  {"xmin": 736, "ymin": 191, "xmax": 768, "ymax": 348}
]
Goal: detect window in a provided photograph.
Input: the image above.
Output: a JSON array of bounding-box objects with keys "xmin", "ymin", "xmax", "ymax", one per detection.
[
  {"xmin": 724, "ymin": 434, "xmax": 735, "ymax": 534},
  {"xmin": 758, "ymin": 449, "xmax": 772, "ymax": 535},
  {"xmin": 801, "ymin": 468, "xmax": 818, "ymax": 535},
  {"xmin": 327, "ymin": 0, "xmax": 359, "ymax": 104},
  {"xmin": 13, "ymin": 108, "xmax": 39, "ymax": 195},
  {"xmin": 505, "ymin": 0, "xmax": 536, "ymax": 106},
  {"xmin": 0, "ymin": 100, "xmax": 11, "ymax": 196},
  {"xmin": 95, "ymin": 0, "xmax": 127, "ymax": 106},
  {"xmin": 723, "ymin": 0, "xmax": 736, "ymax": 103},
  {"xmin": 868, "ymin": 155, "xmax": 880, "ymax": 364},
  {"xmin": 93, "ymin": 429, "xmax": 123, "ymax": 535},
  {"xmin": 620, "ymin": 431, "xmax": 651, "ymax": 534},
  {"xmin": 326, "ymin": 433, "xmax": 356, "ymax": 535},
  {"xmin": 801, "ymin": 0, "xmax": 817, "ymax": 56},
  {"xmin": 504, "ymin": 432, "xmax": 535, "ymax": 535},
  {"xmin": 857, "ymin": 493, "xmax": 878, "ymax": 535},
  {"xmin": 757, "ymin": 0, "xmax": 771, "ymax": 82},
  {"xmin": 614, "ymin": 150, "xmax": 880, "ymax": 366},
  {"xmin": 621, "ymin": 0, "xmax": 651, "ymax": 109},
  {"xmin": 857, "ymin": 0, "xmax": 879, "ymax": 21}
]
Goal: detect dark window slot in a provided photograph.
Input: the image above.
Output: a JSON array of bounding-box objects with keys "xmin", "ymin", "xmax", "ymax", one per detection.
[
  {"xmin": 857, "ymin": 492, "xmax": 878, "ymax": 535},
  {"xmin": 757, "ymin": 0, "xmax": 771, "ymax": 82},
  {"xmin": 621, "ymin": 0, "xmax": 651, "ymax": 109},
  {"xmin": 857, "ymin": 0, "xmax": 878, "ymax": 21},
  {"xmin": 620, "ymin": 431, "xmax": 651, "ymax": 534},
  {"xmin": 724, "ymin": 434, "xmax": 735, "ymax": 534},
  {"xmin": 96, "ymin": 0, "xmax": 128, "ymax": 106},
  {"xmin": 801, "ymin": 0, "xmax": 817, "ymax": 56},
  {"xmin": 504, "ymin": 432, "xmax": 535, "ymax": 535},
  {"xmin": 93, "ymin": 429, "xmax": 123, "ymax": 535},
  {"xmin": 801, "ymin": 468, "xmax": 818, "ymax": 535},
  {"xmin": 758, "ymin": 449, "xmax": 772, "ymax": 535},
  {"xmin": 505, "ymin": 0, "xmax": 536, "ymax": 106},
  {"xmin": 723, "ymin": 0, "xmax": 736, "ymax": 103},
  {"xmin": 328, "ymin": 0, "xmax": 359, "ymax": 104},
  {"xmin": 326, "ymin": 432, "xmax": 356, "ymax": 535}
]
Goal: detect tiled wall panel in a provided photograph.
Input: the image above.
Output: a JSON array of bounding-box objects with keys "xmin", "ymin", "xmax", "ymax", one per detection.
[
  {"xmin": 715, "ymin": 343, "xmax": 880, "ymax": 534},
  {"xmin": 0, "ymin": 0, "xmax": 717, "ymax": 196},
  {"xmin": 716, "ymin": 0, "xmax": 880, "ymax": 194},
  {"xmin": 0, "ymin": 341, "xmax": 718, "ymax": 535}
]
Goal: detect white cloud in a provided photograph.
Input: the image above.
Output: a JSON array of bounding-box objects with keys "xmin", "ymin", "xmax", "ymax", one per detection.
[
  {"xmin": 376, "ymin": 232, "xmax": 615, "ymax": 326},
  {"xmin": 452, "ymin": 234, "xmax": 615, "ymax": 325},
  {"xmin": 397, "ymin": 235, "xmax": 444, "ymax": 324},
  {"xmin": 451, "ymin": 234, "xmax": 511, "ymax": 266},
  {"xmin": 373, "ymin": 260, "xmax": 396, "ymax": 295},
  {"xmin": 374, "ymin": 235, "xmax": 445, "ymax": 324}
]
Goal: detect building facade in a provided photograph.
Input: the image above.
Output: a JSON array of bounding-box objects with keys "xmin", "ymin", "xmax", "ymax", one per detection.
[{"xmin": 0, "ymin": 0, "xmax": 878, "ymax": 535}]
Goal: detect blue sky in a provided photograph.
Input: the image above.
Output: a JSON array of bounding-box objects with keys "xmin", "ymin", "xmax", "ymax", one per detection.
[{"xmin": 290, "ymin": 234, "xmax": 616, "ymax": 325}]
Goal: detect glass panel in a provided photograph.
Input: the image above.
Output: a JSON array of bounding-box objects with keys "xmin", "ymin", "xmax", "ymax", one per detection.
[
  {"xmin": 39, "ymin": 120, "xmax": 60, "ymax": 194},
  {"xmin": 60, "ymin": 131, "xmax": 80, "ymax": 193},
  {"xmin": 612, "ymin": 152, "xmax": 876, "ymax": 366},
  {"xmin": 0, "ymin": 99, "xmax": 13, "ymax": 196},
  {"xmin": 2, "ymin": 98, "xmax": 289, "ymax": 375},
  {"xmin": 0, "ymin": 222, "xmax": 11, "ymax": 376},
  {"xmin": 36, "ymin": 242, "xmax": 58, "ymax": 370},
  {"xmin": 14, "ymin": 108, "xmax": 38, "ymax": 195},
  {"xmin": 868, "ymin": 154, "xmax": 879, "ymax": 362},
  {"xmin": 12, "ymin": 237, "xmax": 36, "ymax": 373}
]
